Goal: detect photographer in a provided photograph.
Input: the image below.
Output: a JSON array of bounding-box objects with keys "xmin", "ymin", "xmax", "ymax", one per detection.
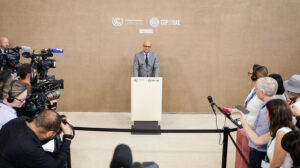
[
  {"xmin": 0, "ymin": 109, "xmax": 73, "ymax": 168},
  {"xmin": 0, "ymin": 79, "xmax": 28, "ymax": 130}
]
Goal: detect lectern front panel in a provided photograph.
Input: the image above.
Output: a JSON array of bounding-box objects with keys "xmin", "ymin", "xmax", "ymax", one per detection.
[{"xmin": 131, "ymin": 77, "xmax": 162, "ymax": 121}]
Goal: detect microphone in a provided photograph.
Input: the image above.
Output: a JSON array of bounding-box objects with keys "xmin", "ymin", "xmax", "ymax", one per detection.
[
  {"xmin": 222, "ymin": 108, "xmax": 231, "ymax": 116},
  {"xmin": 217, "ymin": 105, "xmax": 242, "ymax": 128},
  {"xmin": 207, "ymin": 96, "xmax": 216, "ymax": 114},
  {"xmin": 208, "ymin": 97, "xmax": 242, "ymax": 128},
  {"xmin": 207, "ymin": 96, "xmax": 214, "ymax": 105},
  {"xmin": 110, "ymin": 144, "xmax": 133, "ymax": 168},
  {"xmin": 51, "ymin": 48, "xmax": 64, "ymax": 53},
  {"xmin": 16, "ymin": 46, "xmax": 31, "ymax": 52}
]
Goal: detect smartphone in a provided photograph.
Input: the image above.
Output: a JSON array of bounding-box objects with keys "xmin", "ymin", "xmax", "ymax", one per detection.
[{"xmin": 235, "ymin": 105, "xmax": 250, "ymax": 115}]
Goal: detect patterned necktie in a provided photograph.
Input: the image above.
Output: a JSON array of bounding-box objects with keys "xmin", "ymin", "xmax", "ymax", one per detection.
[{"xmin": 145, "ymin": 53, "xmax": 149, "ymax": 65}]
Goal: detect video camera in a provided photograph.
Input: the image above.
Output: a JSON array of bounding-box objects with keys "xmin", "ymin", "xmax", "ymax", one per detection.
[
  {"xmin": 22, "ymin": 48, "xmax": 63, "ymax": 82},
  {"xmin": 17, "ymin": 48, "xmax": 64, "ymax": 118},
  {"xmin": 0, "ymin": 46, "xmax": 31, "ymax": 74}
]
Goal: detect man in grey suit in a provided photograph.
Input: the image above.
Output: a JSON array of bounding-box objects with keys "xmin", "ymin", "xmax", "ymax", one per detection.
[{"xmin": 133, "ymin": 40, "xmax": 160, "ymax": 77}]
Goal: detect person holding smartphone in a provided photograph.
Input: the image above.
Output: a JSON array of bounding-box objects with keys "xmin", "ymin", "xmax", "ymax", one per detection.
[{"xmin": 235, "ymin": 64, "xmax": 268, "ymax": 168}]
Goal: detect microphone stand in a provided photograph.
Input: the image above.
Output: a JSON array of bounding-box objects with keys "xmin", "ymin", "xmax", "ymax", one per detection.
[{"xmin": 214, "ymin": 104, "xmax": 242, "ymax": 129}]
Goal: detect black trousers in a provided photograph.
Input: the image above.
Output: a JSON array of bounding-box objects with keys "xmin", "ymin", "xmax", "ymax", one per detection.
[{"xmin": 249, "ymin": 149, "xmax": 266, "ymax": 168}]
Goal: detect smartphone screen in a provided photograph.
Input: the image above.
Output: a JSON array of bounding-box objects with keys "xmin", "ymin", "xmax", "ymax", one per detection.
[{"xmin": 235, "ymin": 105, "xmax": 250, "ymax": 114}]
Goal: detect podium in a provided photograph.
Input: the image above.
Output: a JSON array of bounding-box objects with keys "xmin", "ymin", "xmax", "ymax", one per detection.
[{"xmin": 131, "ymin": 77, "xmax": 162, "ymax": 134}]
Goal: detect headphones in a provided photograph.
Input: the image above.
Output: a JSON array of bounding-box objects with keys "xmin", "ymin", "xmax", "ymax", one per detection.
[
  {"xmin": 251, "ymin": 65, "xmax": 265, "ymax": 81},
  {"xmin": 7, "ymin": 80, "xmax": 27, "ymax": 103},
  {"xmin": 7, "ymin": 80, "xmax": 18, "ymax": 103}
]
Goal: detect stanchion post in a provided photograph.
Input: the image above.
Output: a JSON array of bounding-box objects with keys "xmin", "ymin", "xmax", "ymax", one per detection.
[{"xmin": 221, "ymin": 127, "xmax": 229, "ymax": 168}]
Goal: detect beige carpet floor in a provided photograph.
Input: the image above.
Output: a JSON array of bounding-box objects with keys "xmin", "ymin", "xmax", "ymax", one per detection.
[{"xmin": 60, "ymin": 112, "xmax": 239, "ymax": 168}]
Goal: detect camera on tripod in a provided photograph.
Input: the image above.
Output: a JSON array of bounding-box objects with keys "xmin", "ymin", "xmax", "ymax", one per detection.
[
  {"xmin": 17, "ymin": 48, "xmax": 64, "ymax": 118},
  {"xmin": 0, "ymin": 46, "xmax": 30, "ymax": 73}
]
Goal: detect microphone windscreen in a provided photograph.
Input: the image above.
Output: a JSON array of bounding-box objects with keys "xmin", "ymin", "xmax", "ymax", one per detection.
[
  {"xmin": 20, "ymin": 46, "xmax": 31, "ymax": 52},
  {"xmin": 110, "ymin": 144, "xmax": 132, "ymax": 168},
  {"xmin": 207, "ymin": 96, "xmax": 213, "ymax": 103},
  {"xmin": 51, "ymin": 48, "xmax": 64, "ymax": 53}
]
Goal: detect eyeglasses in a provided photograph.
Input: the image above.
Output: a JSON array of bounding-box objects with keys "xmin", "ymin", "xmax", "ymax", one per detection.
[
  {"xmin": 143, "ymin": 46, "xmax": 152, "ymax": 48},
  {"xmin": 14, "ymin": 97, "xmax": 26, "ymax": 102}
]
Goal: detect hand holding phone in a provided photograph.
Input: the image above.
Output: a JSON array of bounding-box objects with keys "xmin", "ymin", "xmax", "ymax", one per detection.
[{"xmin": 235, "ymin": 105, "xmax": 250, "ymax": 115}]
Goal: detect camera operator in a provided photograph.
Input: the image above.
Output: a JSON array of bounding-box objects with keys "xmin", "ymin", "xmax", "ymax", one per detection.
[
  {"xmin": 0, "ymin": 70, "xmax": 15, "ymax": 98},
  {"xmin": 18, "ymin": 63, "xmax": 32, "ymax": 88},
  {"xmin": 17, "ymin": 63, "xmax": 58, "ymax": 112},
  {"xmin": 0, "ymin": 109, "xmax": 73, "ymax": 168},
  {"xmin": 0, "ymin": 79, "xmax": 28, "ymax": 130},
  {"xmin": 0, "ymin": 37, "xmax": 9, "ymax": 54}
]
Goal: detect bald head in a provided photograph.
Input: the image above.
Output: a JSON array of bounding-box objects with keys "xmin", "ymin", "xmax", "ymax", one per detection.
[
  {"xmin": 143, "ymin": 40, "xmax": 152, "ymax": 53},
  {"xmin": 0, "ymin": 37, "xmax": 9, "ymax": 50},
  {"xmin": 34, "ymin": 110, "xmax": 62, "ymax": 133}
]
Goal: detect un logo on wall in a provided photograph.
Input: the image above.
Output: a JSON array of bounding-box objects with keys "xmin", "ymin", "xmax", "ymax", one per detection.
[
  {"xmin": 112, "ymin": 17, "xmax": 124, "ymax": 27},
  {"xmin": 149, "ymin": 17, "xmax": 160, "ymax": 28}
]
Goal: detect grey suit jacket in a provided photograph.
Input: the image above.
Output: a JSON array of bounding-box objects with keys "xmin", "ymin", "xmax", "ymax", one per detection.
[{"xmin": 133, "ymin": 51, "xmax": 160, "ymax": 77}]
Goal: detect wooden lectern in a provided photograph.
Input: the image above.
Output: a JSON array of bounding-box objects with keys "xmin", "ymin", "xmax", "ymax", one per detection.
[{"xmin": 131, "ymin": 77, "xmax": 162, "ymax": 134}]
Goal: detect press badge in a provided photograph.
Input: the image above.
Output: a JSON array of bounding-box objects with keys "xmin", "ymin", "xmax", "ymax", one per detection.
[{"xmin": 261, "ymin": 160, "xmax": 270, "ymax": 168}]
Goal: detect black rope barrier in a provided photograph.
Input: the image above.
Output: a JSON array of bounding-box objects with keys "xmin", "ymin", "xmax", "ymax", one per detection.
[
  {"xmin": 67, "ymin": 126, "xmax": 241, "ymax": 168},
  {"xmin": 73, "ymin": 126, "xmax": 236, "ymax": 133}
]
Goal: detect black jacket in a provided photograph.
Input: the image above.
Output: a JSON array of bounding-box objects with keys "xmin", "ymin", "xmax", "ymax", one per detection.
[{"xmin": 0, "ymin": 117, "xmax": 71, "ymax": 168}]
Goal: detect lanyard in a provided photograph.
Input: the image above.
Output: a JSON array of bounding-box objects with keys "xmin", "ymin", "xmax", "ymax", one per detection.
[
  {"xmin": 264, "ymin": 137, "xmax": 273, "ymax": 162},
  {"xmin": 1, "ymin": 102, "xmax": 7, "ymax": 106},
  {"xmin": 245, "ymin": 90, "xmax": 256, "ymax": 108},
  {"xmin": 260, "ymin": 103, "xmax": 267, "ymax": 112},
  {"xmin": 265, "ymin": 137, "xmax": 298, "ymax": 168}
]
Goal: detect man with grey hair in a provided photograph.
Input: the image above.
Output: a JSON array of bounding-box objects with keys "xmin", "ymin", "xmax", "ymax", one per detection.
[
  {"xmin": 247, "ymin": 77, "xmax": 278, "ymax": 168},
  {"xmin": 0, "ymin": 37, "xmax": 9, "ymax": 53},
  {"xmin": 229, "ymin": 77, "xmax": 278, "ymax": 167}
]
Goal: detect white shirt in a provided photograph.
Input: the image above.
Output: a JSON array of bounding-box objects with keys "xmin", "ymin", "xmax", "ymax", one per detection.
[
  {"xmin": 267, "ymin": 127, "xmax": 293, "ymax": 168},
  {"xmin": 245, "ymin": 88, "xmax": 264, "ymax": 127},
  {"xmin": 291, "ymin": 97, "xmax": 300, "ymax": 126},
  {"xmin": 0, "ymin": 103, "xmax": 17, "ymax": 130},
  {"xmin": 144, "ymin": 52, "xmax": 150, "ymax": 62}
]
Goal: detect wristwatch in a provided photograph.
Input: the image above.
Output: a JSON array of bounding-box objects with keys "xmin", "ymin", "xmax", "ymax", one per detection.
[{"xmin": 63, "ymin": 134, "xmax": 74, "ymax": 140}]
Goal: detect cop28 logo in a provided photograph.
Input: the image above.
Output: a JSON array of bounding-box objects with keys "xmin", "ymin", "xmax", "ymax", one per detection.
[
  {"xmin": 149, "ymin": 17, "xmax": 160, "ymax": 28},
  {"xmin": 112, "ymin": 17, "xmax": 124, "ymax": 27}
]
